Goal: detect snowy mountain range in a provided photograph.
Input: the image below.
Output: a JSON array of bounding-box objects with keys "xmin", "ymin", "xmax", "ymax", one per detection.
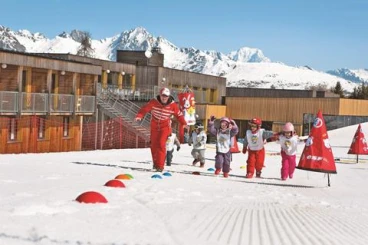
[{"xmin": 1, "ymin": 25, "xmax": 367, "ymax": 93}]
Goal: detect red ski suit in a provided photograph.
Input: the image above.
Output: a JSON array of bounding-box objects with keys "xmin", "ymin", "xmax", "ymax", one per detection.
[{"xmin": 136, "ymin": 96, "xmax": 187, "ymax": 170}]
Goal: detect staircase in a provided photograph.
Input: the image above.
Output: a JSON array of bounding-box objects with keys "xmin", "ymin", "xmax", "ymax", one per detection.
[{"xmin": 96, "ymin": 84, "xmax": 151, "ymax": 144}]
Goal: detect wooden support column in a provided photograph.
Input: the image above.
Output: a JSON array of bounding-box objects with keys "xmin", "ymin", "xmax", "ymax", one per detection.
[
  {"xmin": 17, "ymin": 66, "xmax": 23, "ymax": 115},
  {"xmin": 26, "ymin": 68, "xmax": 32, "ymax": 93},
  {"xmin": 53, "ymin": 73, "xmax": 59, "ymax": 110},
  {"xmin": 47, "ymin": 70, "xmax": 52, "ymax": 114},
  {"xmin": 72, "ymin": 73, "xmax": 78, "ymax": 113},
  {"xmin": 131, "ymin": 74, "xmax": 136, "ymax": 91},
  {"xmin": 93, "ymin": 75, "xmax": 98, "ymax": 95},
  {"xmin": 118, "ymin": 73, "xmax": 123, "ymax": 90},
  {"xmin": 25, "ymin": 67, "xmax": 32, "ymax": 109},
  {"xmin": 102, "ymin": 71, "xmax": 108, "ymax": 89}
]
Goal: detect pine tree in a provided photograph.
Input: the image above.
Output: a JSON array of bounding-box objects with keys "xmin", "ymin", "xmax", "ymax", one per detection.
[
  {"xmin": 332, "ymin": 81, "xmax": 345, "ymax": 98},
  {"xmin": 349, "ymin": 82, "xmax": 368, "ymax": 99},
  {"xmin": 76, "ymin": 31, "xmax": 95, "ymax": 57}
]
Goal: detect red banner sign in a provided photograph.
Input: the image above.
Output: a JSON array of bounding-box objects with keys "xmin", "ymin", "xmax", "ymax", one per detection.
[
  {"xmin": 297, "ymin": 110, "xmax": 337, "ymax": 173},
  {"xmin": 348, "ymin": 124, "xmax": 368, "ymax": 155}
]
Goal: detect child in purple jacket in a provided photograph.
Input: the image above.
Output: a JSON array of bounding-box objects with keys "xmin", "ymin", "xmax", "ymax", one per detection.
[{"xmin": 208, "ymin": 116, "xmax": 239, "ymax": 178}]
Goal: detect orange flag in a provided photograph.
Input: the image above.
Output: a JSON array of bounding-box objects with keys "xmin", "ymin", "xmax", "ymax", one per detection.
[
  {"xmin": 348, "ymin": 124, "xmax": 368, "ymax": 155},
  {"xmin": 297, "ymin": 110, "xmax": 337, "ymax": 173}
]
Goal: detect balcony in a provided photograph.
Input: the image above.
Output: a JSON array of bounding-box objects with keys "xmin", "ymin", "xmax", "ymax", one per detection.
[{"xmin": 0, "ymin": 91, "xmax": 95, "ymax": 115}]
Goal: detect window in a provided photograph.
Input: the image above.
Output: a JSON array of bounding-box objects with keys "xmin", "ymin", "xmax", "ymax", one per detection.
[
  {"xmin": 107, "ymin": 72, "xmax": 113, "ymax": 85},
  {"xmin": 123, "ymin": 74, "xmax": 132, "ymax": 88},
  {"xmin": 38, "ymin": 117, "xmax": 46, "ymax": 139},
  {"xmin": 51, "ymin": 74, "xmax": 56, "ymax": 92},
  {"xmin": 22, "ymin": 70, "xmax": 27, "ymax": 92},
  {"xmin": 8, "ymin": 118, "xmax": 18, "ymax": 141},
  {"xmin": 63, "ymin": 117, "xmax": 69, "ymax": 137}
]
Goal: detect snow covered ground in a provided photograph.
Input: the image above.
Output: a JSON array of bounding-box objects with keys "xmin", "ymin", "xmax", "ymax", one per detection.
[{"xmin": 1, "ymin": 124, "xmax": 368, "ymax": 245}]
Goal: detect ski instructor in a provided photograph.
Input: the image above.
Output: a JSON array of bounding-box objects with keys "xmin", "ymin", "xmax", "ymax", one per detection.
[{"xmin": 135, "ymin": 87, "xmax": 188, "ymax": 172}]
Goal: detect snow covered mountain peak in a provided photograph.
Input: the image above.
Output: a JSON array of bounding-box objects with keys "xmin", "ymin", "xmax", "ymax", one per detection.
[
  {"xmin": 0, "ymin": 24, "xmax": 365, "ymax": 93},
  {"xmin": 229, "ymin": 47, "xmax": 271, "ymax": 63},
  {"xmin": 326, "ymin": 68, "xmax": 368, "ymax": 84},
  {"xmin": 57, "ymin": 30, "xmax": 87, "ymax": 43}
]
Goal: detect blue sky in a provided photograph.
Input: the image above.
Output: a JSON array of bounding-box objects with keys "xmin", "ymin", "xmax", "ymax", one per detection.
[{"xmin": 1, "ymin": 0, "xmax": 367, "ymax": 71}]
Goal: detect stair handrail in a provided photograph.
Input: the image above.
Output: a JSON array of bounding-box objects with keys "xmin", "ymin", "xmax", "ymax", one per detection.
[{"xmin": 96, "ymin": 83, "xmax": 151, "ymax": 133}]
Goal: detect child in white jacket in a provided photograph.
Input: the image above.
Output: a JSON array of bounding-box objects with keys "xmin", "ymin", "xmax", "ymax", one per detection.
[
  {"xmin": 166, "ymin": 133, "xmax": 181, "ymax": 166},
  {"xmin": 188, "ymin": 122, "xmax": 207, "ymax": 168}
]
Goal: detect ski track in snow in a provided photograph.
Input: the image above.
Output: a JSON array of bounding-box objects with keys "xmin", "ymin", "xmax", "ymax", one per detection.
[
  {"xmin": 174, "ymin": 201, "xmax": 368, "ymax": 245},
  {"xmin": 71, "ymin": 155, "xmax": 368, "ymax": 245}
]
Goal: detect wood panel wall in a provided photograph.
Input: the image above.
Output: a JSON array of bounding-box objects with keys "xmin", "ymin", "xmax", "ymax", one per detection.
[
  {"xmin": 58, "ymin": 73, "xmax": 73, "ymax": 94},
  {"xmin": 31, "ymin": 68, "xmax": 47, "ymax": 92},
  {"xmin": 225, "ymin": 97, "xmax": 341, "ymax": 125},
  {"xmin": 0, "ymin": 65, "xmax": 18, "ymax": 91},
  {"xmin": 0, "ymin": 51, "xmax": 101, "ymax": 75},
  {"xmin": 0, "ymin": 116, "xmax": 81, "ymax": 154},
  {"xmin": 339, "ymin": 98, "xmax": 368, "ymax": 115},
  {"xmin": 194, "ymin": 104, "xmax": 226, "ymax": 130},
  {"xmin": 79, "ymin": 74, "xmax": 95, "ymax": 95}
]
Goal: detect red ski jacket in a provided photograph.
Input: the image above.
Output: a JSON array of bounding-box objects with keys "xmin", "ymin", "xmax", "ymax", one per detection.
[{"xmin": 136, "ymin": 96, "xmax": 187, "ymax": 131}]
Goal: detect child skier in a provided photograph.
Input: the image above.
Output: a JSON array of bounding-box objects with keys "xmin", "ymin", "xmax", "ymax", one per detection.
[
  {"xmin": 277, "ymin": 122, "xmax": 299, "ymax": 180},
  {"xmin": 188, "ymin": 122, "xmax": 207, "ymax": 168},
  {"xmin": 242, "ymin": 117, "xmax": 275, "ymax": 178},
  {"xmin": 166, "ymin": 132, "xmax": 181, "ymax": 166},
  {"xmin": 208, "ymin": 116, "xmax": 239, "ymax": 178}
]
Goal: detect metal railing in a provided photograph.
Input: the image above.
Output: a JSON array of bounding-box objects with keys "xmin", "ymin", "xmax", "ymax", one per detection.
[
  {"xmin": 100, "ymin": 84, "xmax": 155, "ymax": 101},
  {"xmin": 0, "ymin": 91, "xmax": 18, "ymax": 113},
  {"xmin": 96, "ymin": 83, "xmax": 151, "ymax": 140},
  {"xmin": 97, "ymin": 83, "xmax": 151, "ymax": 124},
  {"xmin": 103, "ymin": 84, "xmax": 208, "ymax": 103},
  {"xmin": 76, "ymin": 95, "xmax": 95, "ymax": 113},
  {"xmin": 49, "ymin": 94, "xmax": 74, "ymax": 113},
  {"xmin": 22, "ymin": 92, "xmax": 48, "ymax": 113},
  {"xmin": 0, "ymin": 91, "xmax": 95, "ymax": 114}
]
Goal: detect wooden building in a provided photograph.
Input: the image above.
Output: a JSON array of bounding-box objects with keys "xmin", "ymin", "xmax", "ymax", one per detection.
[
  {"xmin": 0, "ymin": 47, "xmax": 227, "ymax": 153},
  {"xmin": 36, "ymin": 53, "xmax": 137, "ymax": 92},
  {"xmin": 0, "ymin": 49, "xmax": 100, "ymax": 154},
  {"xmin": 225, "ymin": 87, "xmax": 368, "ymax": 138}
]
